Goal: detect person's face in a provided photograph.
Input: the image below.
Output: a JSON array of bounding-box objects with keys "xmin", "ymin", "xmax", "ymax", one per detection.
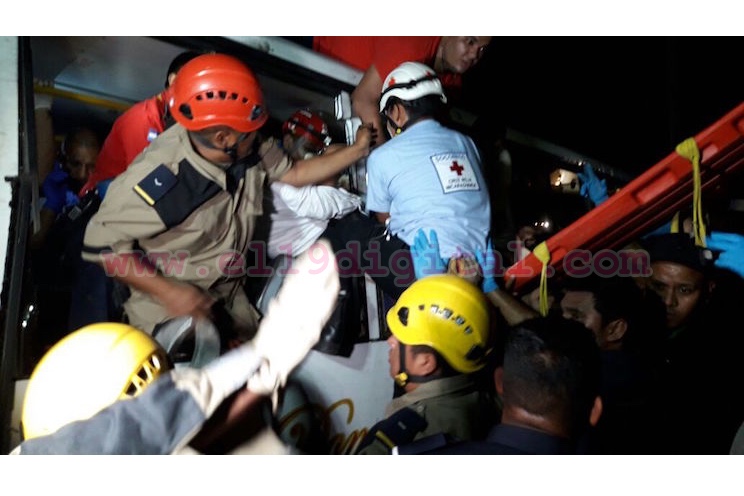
[
  {"xmin": 234, "ymin": 130, "xmax": 257, "ymax": 160},
  {"xmin": 560, "ymin": 290, "xmax": 606, "ymax": 347},
  {"xmin": 64, "ymin": 144, "xmax": 98, "ymax": 184},
  {"xmin": 386, "ymin": 334, "xmax": 402, "ymax": 379},
  {"xmin": 646, "ymin": 261, "xmax": 706, "ymax": 330},
  {"xmin": 441, "ymin": 36, "xmax": 491, "ymax": 74}
]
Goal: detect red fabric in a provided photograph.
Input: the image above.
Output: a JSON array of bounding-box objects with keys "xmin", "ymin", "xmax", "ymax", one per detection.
[
  {"xmin": 313, "ymin": 36, "xmax": 461, "ymax": 91},
  {"xmin": 79, "ymin": 91, "xmax": 168, "ymax": 196}
]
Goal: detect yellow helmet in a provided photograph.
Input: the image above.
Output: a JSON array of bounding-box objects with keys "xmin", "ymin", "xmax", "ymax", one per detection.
[
  {"xmin": 21, "ymin": 323, "xmax": 171, "ymax": 440},
  {"xmin": 387, "ymin": 274, "xmax": 491, "ymax": 374}
]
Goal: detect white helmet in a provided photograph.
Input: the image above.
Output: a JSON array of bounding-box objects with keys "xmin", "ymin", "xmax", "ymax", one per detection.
[{"xmin": 379, "ymin": 61, "xmax": 447, "ymax": 112}]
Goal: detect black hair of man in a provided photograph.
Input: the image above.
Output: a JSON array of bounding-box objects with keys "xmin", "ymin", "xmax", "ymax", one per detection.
[
  {"xmin": 61, "ymin": 127, "xmax": 100, "ymax": 158},
  {"xmin": 502, "ymin": 315, "xmax": 602, "ymax": 438},
  {"xmin": 384, "ymin": 94, "xmax": 446, "ymax": 125},
  {"xmin": 164, "ymin": 51, "xmax": 204, "ymax": 88}
]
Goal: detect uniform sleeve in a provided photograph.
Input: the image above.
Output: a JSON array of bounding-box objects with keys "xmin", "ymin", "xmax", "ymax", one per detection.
[
  {"xmin": 14, "ymin": 344, "xmax": 265, "ymax": 455},
  {"xmin": 258, "ymin": 138, "xmax": 293, "ymax": 183},
  {"xmin": 81, "ymin": 170, "xmax": 167, "ymax": 263},
  {"xmin": 275, "ymin": 183, "xmax": 361, "ymax": 220},
  {"xmin": 364, "ymin": 150, "xmax": 393, "ymax": 214}
]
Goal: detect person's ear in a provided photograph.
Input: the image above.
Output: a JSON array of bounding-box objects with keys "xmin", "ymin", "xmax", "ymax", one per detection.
[
  {"xmin": 390, "ymin": 102, "xmax": 407, "ymax": 127},
  {"xmin": 167, "ymin": 73, "xmax": 177, "ymax": 88},
  {"xmin": 212, "ymin": 129, "xmax": 233, "ymax": 148},
  {"xmin": 408, "ymin": 350, "xmax": 437, "ymax": 377},
  {"xmin": 589, "ymin": 396, "xmax": 603, "ymax": 427},
  {"xmin": 494, "ymin": 366, "xmax": 504, "ymax": 396},
  {"xmin": 605, "ymin": 318, "xmax": 627, "ymax": 343}
]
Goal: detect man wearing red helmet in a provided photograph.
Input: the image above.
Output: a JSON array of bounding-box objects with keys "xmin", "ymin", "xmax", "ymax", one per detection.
[{"xmin": 81, "ymin": 53, "xmax": 371, "ymax": 342}]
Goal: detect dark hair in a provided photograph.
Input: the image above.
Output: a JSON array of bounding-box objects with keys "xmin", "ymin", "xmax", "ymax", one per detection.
[
  {"xmin": 384, "ymin": 94, "xmax": 445, "ymax": 123},
  {"xmin": 502, "ymin": 315, "xmax": 601, "ymax": 437},
  {"xmin": 61, "ymin": 127, "xmax": 100, "ymax": 157},
  {"xmin": 164, "ymin": 51, "xmax": 203, "ymax": 88}
]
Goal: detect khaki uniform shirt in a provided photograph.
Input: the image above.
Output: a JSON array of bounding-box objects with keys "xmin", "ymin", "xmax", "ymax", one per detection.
[
  {"xmin": 82, "ymin": 125, "xmax": 292, "ymax": 335},
  {"xmin": 357, "ymin": 374, "xmax": 497, "ymax": 454}
]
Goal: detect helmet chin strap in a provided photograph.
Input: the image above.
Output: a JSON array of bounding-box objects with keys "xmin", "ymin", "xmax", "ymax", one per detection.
[
  {"xmin": 190, "ymin": 131, "xmax": 251, "ymax": 166},
  {"xmin": 382, "ymin": 113, "xmax": 403, "ymax": 139}
]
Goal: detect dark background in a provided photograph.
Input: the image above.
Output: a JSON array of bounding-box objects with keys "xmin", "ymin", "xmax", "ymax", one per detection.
[{"xmin": 459, "ymin": 37, "xmax": 743, "ymax": 177}]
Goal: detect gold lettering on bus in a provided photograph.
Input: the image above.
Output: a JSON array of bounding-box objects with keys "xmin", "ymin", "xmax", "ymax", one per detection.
[{"xmin": 278, "ymin": 398, "xmax": 371, "ymax": 454}]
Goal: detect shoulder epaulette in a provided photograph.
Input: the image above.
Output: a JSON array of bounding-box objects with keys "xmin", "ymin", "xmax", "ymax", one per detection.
[{"xmin": 133, "ymin": 165, "xmax": 178, "ymax": 206}]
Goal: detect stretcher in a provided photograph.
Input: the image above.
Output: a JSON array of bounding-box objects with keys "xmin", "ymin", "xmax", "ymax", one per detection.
[{"xmin": 505, "ymin": 101, "xmax": 744, "ymax": 293}]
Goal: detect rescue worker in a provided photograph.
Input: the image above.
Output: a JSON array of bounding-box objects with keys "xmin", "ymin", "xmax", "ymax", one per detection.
[
  {"xmin": 355, "ymin": 274, "xmax": 497, "ymax": 454},
  {"xmin": 13, "ymin": 241, "xmax": 340, "ymax": 454},
  {"xmin": 81, "ymin": 53, "xmax": 371, "ymax": 340},
  {"xmin": 354, "ymin": 61, "xmax": 491, "ymax": 300},
  {"xmin": 313, "ymin": 37, "xmax": 491, "ymax": 145},
  {"xmin": 78, "ymin": 50, "xmax": 203, "ymax": 197}
]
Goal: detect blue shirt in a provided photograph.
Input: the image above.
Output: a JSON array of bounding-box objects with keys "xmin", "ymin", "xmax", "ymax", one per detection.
[{"xmin": 366, "ymin": 119, "xmax": 491, "ymax": 258}]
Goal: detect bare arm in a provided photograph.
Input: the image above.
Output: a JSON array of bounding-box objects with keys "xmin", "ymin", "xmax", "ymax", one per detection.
[
  {"xmin": 375, "ymin": 212, "xmax": 390, "ymax": 224},
  {"xmin": 485, "ymin": 288, "xmax": 539, "ymax": 327},
  {"xmin": 279, "ymin": 125, "xmax": 372, "ymax": 187},
  {"xmin": 352, "ymin": 65, "xmax": 388, "ymax": 146}
]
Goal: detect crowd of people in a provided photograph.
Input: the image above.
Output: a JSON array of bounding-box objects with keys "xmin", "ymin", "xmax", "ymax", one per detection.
[{"xmin": 18, "ymin": 38, "xmax": 744, "ymax": 456}]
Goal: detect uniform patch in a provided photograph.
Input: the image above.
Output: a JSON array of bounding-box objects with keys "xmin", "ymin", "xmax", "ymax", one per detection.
[
  {"xmin": 431, "ymin": 153, "xmax": 480, "ymax": 193},
  {"xmin": 134, "ymin": 165, "xmax": 178, "ymax": 206},
  {"xmin": 147, "ymin": 128, "xmax": 158, "ymax": 142}
]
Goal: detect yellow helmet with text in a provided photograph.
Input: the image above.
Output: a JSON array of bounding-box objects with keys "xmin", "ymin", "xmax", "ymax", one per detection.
[
  {"xmin": 21, "ymin": 323, "xmax": 171, "ymax": 440},
  {"xmin": 387, "ymin": 274, "xmax": 491, "ymax": 373}
]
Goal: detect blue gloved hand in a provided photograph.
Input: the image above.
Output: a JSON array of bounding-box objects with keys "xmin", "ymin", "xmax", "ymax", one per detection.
[
  {"xmin": 410, "ymin": 228, "xmax": 446, "ymax": 280},
  {"xmin": 475, "ymin": 238, "xmax": 499, "ymax": 293},
  {"xmin": 706, "ymin": 231, "xmax": 744, "ymax": 279},
  {"xmin": 578, "ymin": 163, "xmax": 609, "ymax": 207},
  {"xmin": 41, "ymin": 165, "xmax": 70, "ymax": 214}
]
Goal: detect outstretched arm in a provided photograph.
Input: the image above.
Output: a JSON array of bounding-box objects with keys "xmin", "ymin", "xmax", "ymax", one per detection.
[{"xmin": 352, "ymin": 65, "xmax": 387, "ymax": 146}]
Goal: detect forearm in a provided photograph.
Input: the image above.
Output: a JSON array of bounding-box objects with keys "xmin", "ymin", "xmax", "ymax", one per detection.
[
  {"xmin": 280, "ymin": 143, "xmax": 367, "ymax": 187},
  {"xmin": 486, "ymin": 289, "xmax": 539, "ymax": 326}
]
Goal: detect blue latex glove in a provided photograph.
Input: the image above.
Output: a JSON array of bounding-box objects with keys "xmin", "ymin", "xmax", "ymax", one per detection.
[
  {"xmin": 577, "ymin": 163, "xmax": 609, "ymax": 207},
  {"xmin": 410, "ymin": 229, "xmax": 446, "ymax": 280},
  {"xmin": 475, "ymin": 238, "xmax": 499, "ymax": 293},
  {"xmin": 41, "ymin": 165, "xmax": 70, "ymax": 214},
  {"xmin": 706, "ymin": 231, "xmax": 744, "ymax": 278}
]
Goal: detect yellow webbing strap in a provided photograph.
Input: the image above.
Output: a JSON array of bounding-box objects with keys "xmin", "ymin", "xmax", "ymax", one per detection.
[
  {"xmin": 670, "ymin": 211, "xmax": 680, "ymax": 233},
  {"xmin": 675, "ymin": 138, "xmax": 707, "ymax": 247},
  {"xmin": 533, "ymin": 242, "xmax": 551, "ymax": 317}
]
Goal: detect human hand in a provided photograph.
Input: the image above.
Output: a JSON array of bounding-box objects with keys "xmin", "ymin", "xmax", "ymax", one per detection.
[
  {"xmin": 247, "ymin": 239, "xmax": 340, "ymax": 398},
  {"xmin": 578, "ymin": 163, "xmax": 609, "ymax": 206},
  {"xmin": 706, "ymin": 231, "xmax": 744, "ymax": 278},
  {"xmin": 354, "ymin": 123, "xmax": 375, "ymax": 158},
  {"xmin": 447, "ymin": 256, "xmax": 482, "ymax": 287},
  {"xmin": 158, "ymin": 281, "xmax": 216, "ymax": 322},
  {"xmin": 410, "ymin": 229, "xmax": 447, "ymax": 280},
  {"xmin": 475, "ymin": 238, "xmax": 499, "ymax": 293},
  {"xmin": 41, "ymin": 166, "xmax": 70, "ymax": 214}
]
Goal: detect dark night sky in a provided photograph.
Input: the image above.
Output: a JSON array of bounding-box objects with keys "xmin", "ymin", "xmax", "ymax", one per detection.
[{"xmin": 459, "ymin": 37, "xmax": 743, "ymax": 177}]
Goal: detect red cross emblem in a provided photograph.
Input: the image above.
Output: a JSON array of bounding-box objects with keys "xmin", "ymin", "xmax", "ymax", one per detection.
[{"xmin": 450, "ymin": 161, "xmax": 465, "ymax": 176}]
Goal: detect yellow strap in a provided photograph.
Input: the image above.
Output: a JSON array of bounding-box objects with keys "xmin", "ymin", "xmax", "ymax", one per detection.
[
  {"xmin": 675, "ymin": 138, "xmax": 707, "ymax": 247},
  {"xmin": 533, "ymin": 242, "xmax": 551, "ymax": 317},
  {"xmin": 670, "ymin": 211, "xmax": 680, "ymax": 233}
]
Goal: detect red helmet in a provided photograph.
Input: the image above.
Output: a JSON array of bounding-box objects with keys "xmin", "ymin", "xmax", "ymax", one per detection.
[
  {"xmin": 168, "ymin": 53, "xmax": 268, "ymax": 133},
  {"xmin": 282, "ymin": 109, "xmax": 331, "ymax": 153}
]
